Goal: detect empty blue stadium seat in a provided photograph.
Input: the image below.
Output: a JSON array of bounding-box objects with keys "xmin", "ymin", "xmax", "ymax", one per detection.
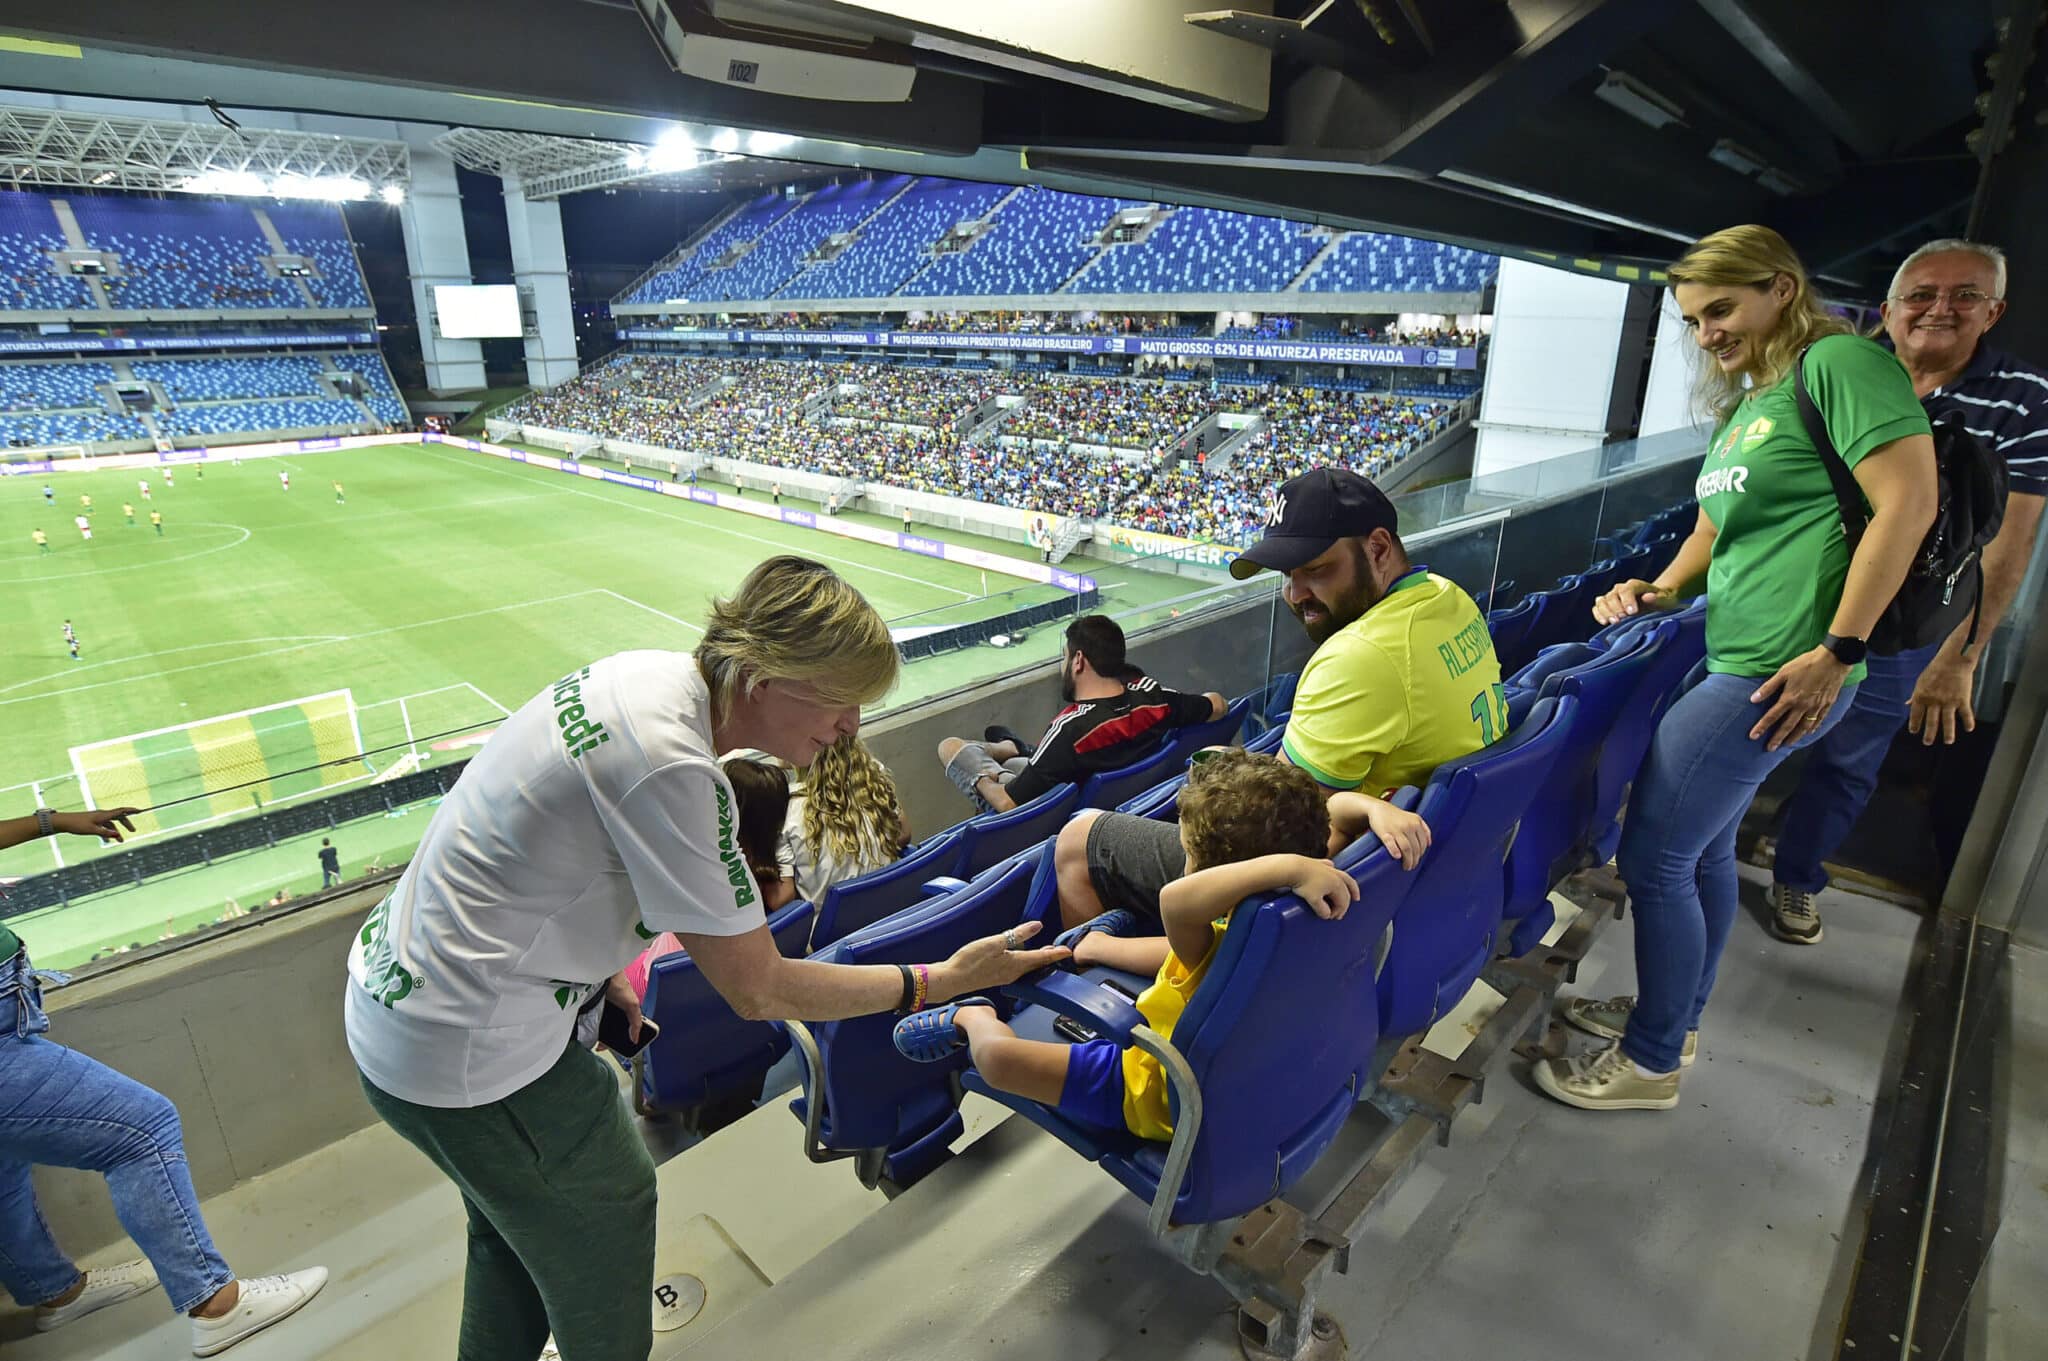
[
  {"xmin": 968, "ymin": 832, "xmax": 1409, "ymax": 1230},
  {"xmin": 1359, "ymin": 695, "xmax": 1574, "ymax": 1040},
  {"xmin": 787, "ymin": 853, "xmax": 1042, "ymax": 1187},
  {"xmin": 808, "ymin": 829, "xmax": 966, "ymax": 952},
  {"xmin": 1076, "ymin": 741, "xmax": 1186, "ymax": 812},
  {"xmin": 689, "ymin": 179, "xmax": 906, "ymax": 303},
  {"xmin": 1168, "ymin": 696, "xmax": 1250, "ymax": 762},
  {"xmin": 949, "ymin": 783, "xmax": 1080, "ymax": 881},
  {"xmin": 629, "ymin": 193, "xmax": 802, "ymax": 303},
  {"xmin": 635, "ymin": 900, "xmax": 816, "ymax": 1125},
  {"xmin": 1487, "ymin": 595, "xmax": 1543, "ymax": 676}
]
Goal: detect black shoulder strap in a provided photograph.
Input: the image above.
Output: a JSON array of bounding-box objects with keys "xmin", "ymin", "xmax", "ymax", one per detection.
[{"xmin": 1792, "ymin": 342, "xmax": 1871, "ymax": 545}]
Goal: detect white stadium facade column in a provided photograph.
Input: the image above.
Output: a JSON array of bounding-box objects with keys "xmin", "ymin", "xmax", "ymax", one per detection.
[
  {"xmin": 501, "ymin": 176, "xmax": 580, "ymax": 389},
  {"xmin": 1471, "ymin": 257, "xmax": 1632, "ymax": 474},
  {"xmin": 1637, "ymin": 289, "xmax": 1705, "ymax": 440},
  {"xmin": 398, "ymin": 135, "xmax": 486, "ymax": 393}
]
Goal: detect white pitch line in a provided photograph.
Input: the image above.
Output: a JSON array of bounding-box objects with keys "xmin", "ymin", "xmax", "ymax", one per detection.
[
  {"xmin": 0, "ymin": 635, "xmax": 349, "ymax": 697},
  {"xmin": 0, "ymin": 589, "xmax": 608, "ymax": 710},
  {"xmin": 0, "ymin": 522, "xmax": 255, "ymax": 584},
  {"xmin": 598, "ymin": 588, "xmax": 705, "ymax": 635},
  {"xmin": 462, "ymin": 680, "xmax": 516, "ymax": 718},
  {"xmin": 416, "ymin": 445, "xmax": 979, "ymax": 599}
]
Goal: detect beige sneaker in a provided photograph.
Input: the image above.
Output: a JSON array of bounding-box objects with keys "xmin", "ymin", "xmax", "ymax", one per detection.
[
  {"xmin": 190, "ymin": 1268, "xmax": 327, "ymax": 1357},
  {"xmin": 1771, "ymin": 883, "xmax": 1824, "ymax": 944},
  {"xmin": 1534, "ymin": 1040, "xmax": 1680, "ymax": 1111},
  {"xmin": 34, "ymin": 1258, "xmax": 158, "ymax": 1332},
  {"xmin": 1560, "ymin": 995, "xmax": 1697, "ymax": 1067}
]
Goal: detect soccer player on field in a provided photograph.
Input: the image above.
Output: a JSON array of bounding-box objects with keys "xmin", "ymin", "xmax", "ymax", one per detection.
[
  {"xmin": 73, "ymin": 514, "xmax": 91, "ymax": 542},
  {"xmin": 41, "ymin": 484, "xmax": 52, "ymax": 504},
  {"xmin": 67, "ymin": 636, "xmax": 80, "ymax": 662},
  {"xmin": 333, "ymin": 481, "xmax": 345, "ymax": 504},
  {"xmin": 123, "ymin": 502, "xmax": 135, "ymax": 526},
  {"xmin": 164, "ymin": 469, "xmax": 175, "ymax": 489},
  {"xmin": 32, "ymin": 528, "xmax": 48, "ymax": 554},
  {"xmin": 137, "ymin": 478, "xmax": 149, "ymax": 498},
  {"xmin": 280, "ymin": 471, "xmax": 291, "ymax": 491},
  {"xmin": 150, "ymin": 509, "xmax": 164, "ymax": 536},
  {"xmin": 79, "ymin": 493, "xmax": 91, "ymax": 514}
]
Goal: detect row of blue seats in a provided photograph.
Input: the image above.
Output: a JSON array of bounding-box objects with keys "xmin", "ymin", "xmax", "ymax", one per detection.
[
  {"xmin": 631, "ymin": 697, "xmax": 1253, "ymax": 1120},
  {"xmin": 636, "ymin": 501, "xmax": 1700, "ymax": 1224},
  {"xmin": 785, "ymin": 605, "xmax": 1704, "ymax": 1215}
]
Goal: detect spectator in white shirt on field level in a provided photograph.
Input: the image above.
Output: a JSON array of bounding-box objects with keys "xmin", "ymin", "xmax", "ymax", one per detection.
[{"xmin": 343, "ymin": 554, "xmax": 1067, "ymax": 1361}]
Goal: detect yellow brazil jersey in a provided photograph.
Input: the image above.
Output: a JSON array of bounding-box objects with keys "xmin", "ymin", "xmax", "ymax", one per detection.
[
  {"xmin": 1121, "ymin": 920, "xmax": 1229, "ymax": 1140},
  {"xmin": 1281, "ymin": 569, "xmax": 1505, "ymax": 796}
]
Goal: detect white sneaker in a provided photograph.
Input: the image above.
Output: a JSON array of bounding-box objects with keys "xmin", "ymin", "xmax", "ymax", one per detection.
[
  {"xmin": 190, "ymin": 1267, "xmax": 328, "ymax": 1357},
  {"xmin": 34, "ymin": 1257, "xmax": 159, "ymax": 1332}
]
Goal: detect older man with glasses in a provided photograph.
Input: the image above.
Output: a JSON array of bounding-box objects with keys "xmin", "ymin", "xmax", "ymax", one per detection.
[{"xmin": 1767, "ymin": 239, "xmax": 2048, "ymax": 944}]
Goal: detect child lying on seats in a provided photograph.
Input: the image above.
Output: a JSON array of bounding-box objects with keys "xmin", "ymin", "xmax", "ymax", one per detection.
[{"xmin": 895, "ymin": 748, "xmax": 1357, "ymax": 1140}]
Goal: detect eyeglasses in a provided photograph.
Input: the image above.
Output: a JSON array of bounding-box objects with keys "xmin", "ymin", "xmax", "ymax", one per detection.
[{"xmin": 1892, "ymin": 287, "xmax": 1998, "ymax": 310}]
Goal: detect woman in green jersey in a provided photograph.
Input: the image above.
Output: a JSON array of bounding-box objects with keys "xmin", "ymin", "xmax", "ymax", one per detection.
[{"xmin": 1536, "ymin": 225, "xmax": 1937, "ymax": 1112}]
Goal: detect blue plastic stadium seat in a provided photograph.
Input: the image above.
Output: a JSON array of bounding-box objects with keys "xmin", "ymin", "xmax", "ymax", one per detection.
[
  {"xmin": 965, "ymin": 832, "xmax": 1409, "ymax": 1229},
  {"xmin": 808, "ymin": 828, "xmax": 965, "ymax": 951},
  {"xmin": 1169, "ymin": 695, "xmax": 1250, "ymax": 762},
  {"xmin": 1245, "ymin": 725, "xmax": 1287, "ymax": 756},
  {"xmin": 1076, "ymin": 741, "xmax": 1187, "ymax": 812},
  {"xmin": 1486, "ymin": 595, "xmax": 1543, "ymax": 677},
  {"xmin": 949, "ymin": 783, "xmax": 1080, "ymax": 881},
  {"xmin": 787, "ymin": 853, "xmax": 1043, "ymax": 1187},
  {"xmin": 1355, "ymin": 695, "xmax": 1575, "ymax": 1040},
  {"xmin": 635, "ymin": 899, "xmax": 816, "ymax": 1124}
]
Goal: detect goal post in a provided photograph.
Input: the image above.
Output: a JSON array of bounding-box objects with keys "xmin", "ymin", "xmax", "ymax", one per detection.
[{"xmin": 68, "ymin": 689, "xmax": 372, "ymax": 838}]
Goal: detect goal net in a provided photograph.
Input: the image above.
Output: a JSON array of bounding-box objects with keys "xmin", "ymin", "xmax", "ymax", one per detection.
[{"xmin": 68, "ymin": 689, "xmax": 371, "ymax": 838}]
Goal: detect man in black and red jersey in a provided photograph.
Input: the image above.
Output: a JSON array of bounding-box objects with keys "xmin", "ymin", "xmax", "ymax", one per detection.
[{"xmin": 939, "ymin": 616, "xmax": 1224, "ymax": 813}]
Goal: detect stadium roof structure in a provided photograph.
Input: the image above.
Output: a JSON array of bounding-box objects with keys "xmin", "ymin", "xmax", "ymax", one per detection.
[
  {"xmin": 432, "ymin": 126, "xmax": 826, "ymax": 199},
  {"xmin": 0, "ymin": 1, "xmax": 2037, "ymax": 323},
  {"xmin": 0, "ymin": 102, "xmax": 408, "ymax": 199}
]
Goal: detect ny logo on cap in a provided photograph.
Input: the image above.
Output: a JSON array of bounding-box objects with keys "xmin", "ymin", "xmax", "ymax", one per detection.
[{"xmin": 1264, "ymin": 493, "xmax": 1288, "ymax": 528}]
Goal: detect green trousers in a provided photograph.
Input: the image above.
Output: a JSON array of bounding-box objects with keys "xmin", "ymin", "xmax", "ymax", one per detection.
[{"xmin": 361, "ymin": 1042, "xmax": 658, "ymax": 1361}]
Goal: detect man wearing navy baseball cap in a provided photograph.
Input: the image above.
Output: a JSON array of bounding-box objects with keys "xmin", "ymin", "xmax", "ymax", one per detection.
[{"xmin": 1054, "ymin": 466, "xmax": 1507, "ymax": 931}]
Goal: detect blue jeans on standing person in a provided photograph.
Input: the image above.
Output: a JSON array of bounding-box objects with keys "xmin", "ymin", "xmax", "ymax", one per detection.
[
  {"xmin": 1770, "ymin": 642, "xmax": 1942, "ymax": 893},
  {"xmin": 0, "ymin": 950, "xmax": 233, "ymax": 1314},
  {"xmin": 1616, "ymin": 667, "xmax": 1859, "ymax": 1073}
]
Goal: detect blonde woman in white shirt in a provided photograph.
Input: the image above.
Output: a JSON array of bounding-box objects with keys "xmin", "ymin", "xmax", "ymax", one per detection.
[
  {"xmin": 779, "ymin": 735, "xmax": 913, "ymax": 902},
  {"xmin": 344, "ymin": 555, "xmax": 1066, "ymax": 1361}
]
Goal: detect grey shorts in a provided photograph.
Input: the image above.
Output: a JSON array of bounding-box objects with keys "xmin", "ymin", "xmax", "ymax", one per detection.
[
  {"xmin": 1084, "ymin": 811, "xmax": 1188, "ymax": 920},
  {"xmin": 944, "ymin": 741, "xmax": 1031, "ymax": 811}
]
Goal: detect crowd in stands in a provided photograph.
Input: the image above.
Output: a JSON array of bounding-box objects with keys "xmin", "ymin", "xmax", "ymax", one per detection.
[
  {"xmin": 503, "ymin": 354, "xmax": 1455, "ymax": 541},
  {"xmin": 833, "ymin": 365, "xmax": 1001, "ymax": 428},
  {"xmin": 1005, "ymin": 375, "xmax": 1241, "ymax": 451}
]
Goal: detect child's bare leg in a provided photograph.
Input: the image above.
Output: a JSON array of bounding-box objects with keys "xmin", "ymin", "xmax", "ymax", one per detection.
[{"xmin": 952, "ymin": 1004, "xmax": 1071, "ymax": 1105}]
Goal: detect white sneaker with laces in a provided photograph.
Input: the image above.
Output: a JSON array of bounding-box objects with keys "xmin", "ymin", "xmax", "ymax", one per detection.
[
  {"xmin": 34, "ymin": 1257, "xmax": 159, "ymax": 1332},
  {"xmin": 190, "ymin": 1267, "xmax": 328, "ymax": 1357}
]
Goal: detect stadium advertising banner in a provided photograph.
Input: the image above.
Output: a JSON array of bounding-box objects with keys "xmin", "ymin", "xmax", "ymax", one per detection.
[
  {"xmin": 431, "ymin": 434, "xmax": 1098, "ymax": 594},
  {"xmin": 617, "ymin": 327, "xmax": 1475, "ymax": 369},
  {"xmin": 7, "ymin": 433, "xmax": 399, "ymax": 475},
  {"xmin": 0, "ymin": 331, "xmax": 375, "ymax": 355},
  {"xmin": 1100, "ymin": 524, "xmax": 1240, "ymax": 570}
]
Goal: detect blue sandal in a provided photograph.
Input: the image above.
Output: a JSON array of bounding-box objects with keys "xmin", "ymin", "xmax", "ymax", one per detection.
[
  {"xmin": 892, "ymin": 997, "xmax": 993, "ymax": 1063},
  {"xmin": 1054, "ymin": 909, "xmax": 1141, "ymax": 951}
]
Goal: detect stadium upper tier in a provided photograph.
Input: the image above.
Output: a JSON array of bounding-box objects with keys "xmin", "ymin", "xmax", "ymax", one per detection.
[
  {"xmin": 500, "ymin": 355, "xmax": 1462, "ymax": 541},
  {"xmin": 0, "ymin": 348, "xmax": 407, "ymax": 447},
  {"xmin": 0, "ymin": 189, "xmax": 371, "ymax": 314},
  {"xmin": 620, "ymin": 179, "xmax": 1495, "ymax": 308}
]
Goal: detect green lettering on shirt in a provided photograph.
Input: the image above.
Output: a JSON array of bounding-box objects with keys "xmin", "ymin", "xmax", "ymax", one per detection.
[
  {"xmin": 551, "ymin": 666, "xmax": 609, "ymax": 761},
  {"xmin": 714, "ymin": 784, "xmax": 759, "ymax": 911}
]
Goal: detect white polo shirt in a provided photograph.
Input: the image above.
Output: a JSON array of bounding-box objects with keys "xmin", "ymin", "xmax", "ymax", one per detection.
[{"xmin": 345, "ymin": 651, "xmax": 767, "ymax": 1107}]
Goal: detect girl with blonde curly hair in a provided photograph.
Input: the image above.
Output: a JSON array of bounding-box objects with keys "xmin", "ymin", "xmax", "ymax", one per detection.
[{"xmin": 780, "ymin": 735, "xmax": 912, "ymax": 902}]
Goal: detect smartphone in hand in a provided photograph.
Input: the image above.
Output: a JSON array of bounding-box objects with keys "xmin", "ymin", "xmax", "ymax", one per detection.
[{"xmin": 598, "ymin": 1001, "xmax": 660, "ymax": 1059}]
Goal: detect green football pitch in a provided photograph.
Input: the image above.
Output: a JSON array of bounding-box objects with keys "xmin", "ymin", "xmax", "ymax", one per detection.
[{"xmin": 0, "ymin": 441, "xmax": 1220, "ymax": 964}]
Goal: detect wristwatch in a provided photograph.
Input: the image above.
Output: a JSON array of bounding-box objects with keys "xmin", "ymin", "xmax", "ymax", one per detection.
[
  {"xmin": 1822, "ymin": 633, "xmax": 1868, "ymax": 666},
  {"xmin": 34, "ymin": 807, "xmax": 54, "ymax": 838}
]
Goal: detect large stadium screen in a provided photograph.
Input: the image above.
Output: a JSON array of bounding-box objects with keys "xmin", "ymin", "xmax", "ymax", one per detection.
[{"xmin": 433, "ymin": 284, "xmax": 523, "ymax": 339}]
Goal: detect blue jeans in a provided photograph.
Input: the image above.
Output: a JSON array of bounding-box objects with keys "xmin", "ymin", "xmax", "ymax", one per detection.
[
  {"xmin": 1616, "ymin": 669, "xmax": 1858, "ymax": 1073},
  {"xmin": 0, "ymin": 950, "xmax": 232, "ymax": 1314},
  {"xmin": 1772, "ymin": 642, "xmax": 1942, "ymax": 893}
]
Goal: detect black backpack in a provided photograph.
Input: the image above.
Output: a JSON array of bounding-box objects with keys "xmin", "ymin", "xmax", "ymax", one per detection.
[{"xmin": 1793, "ymin": 348, "xmax": 2007, "ymax": 655}]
